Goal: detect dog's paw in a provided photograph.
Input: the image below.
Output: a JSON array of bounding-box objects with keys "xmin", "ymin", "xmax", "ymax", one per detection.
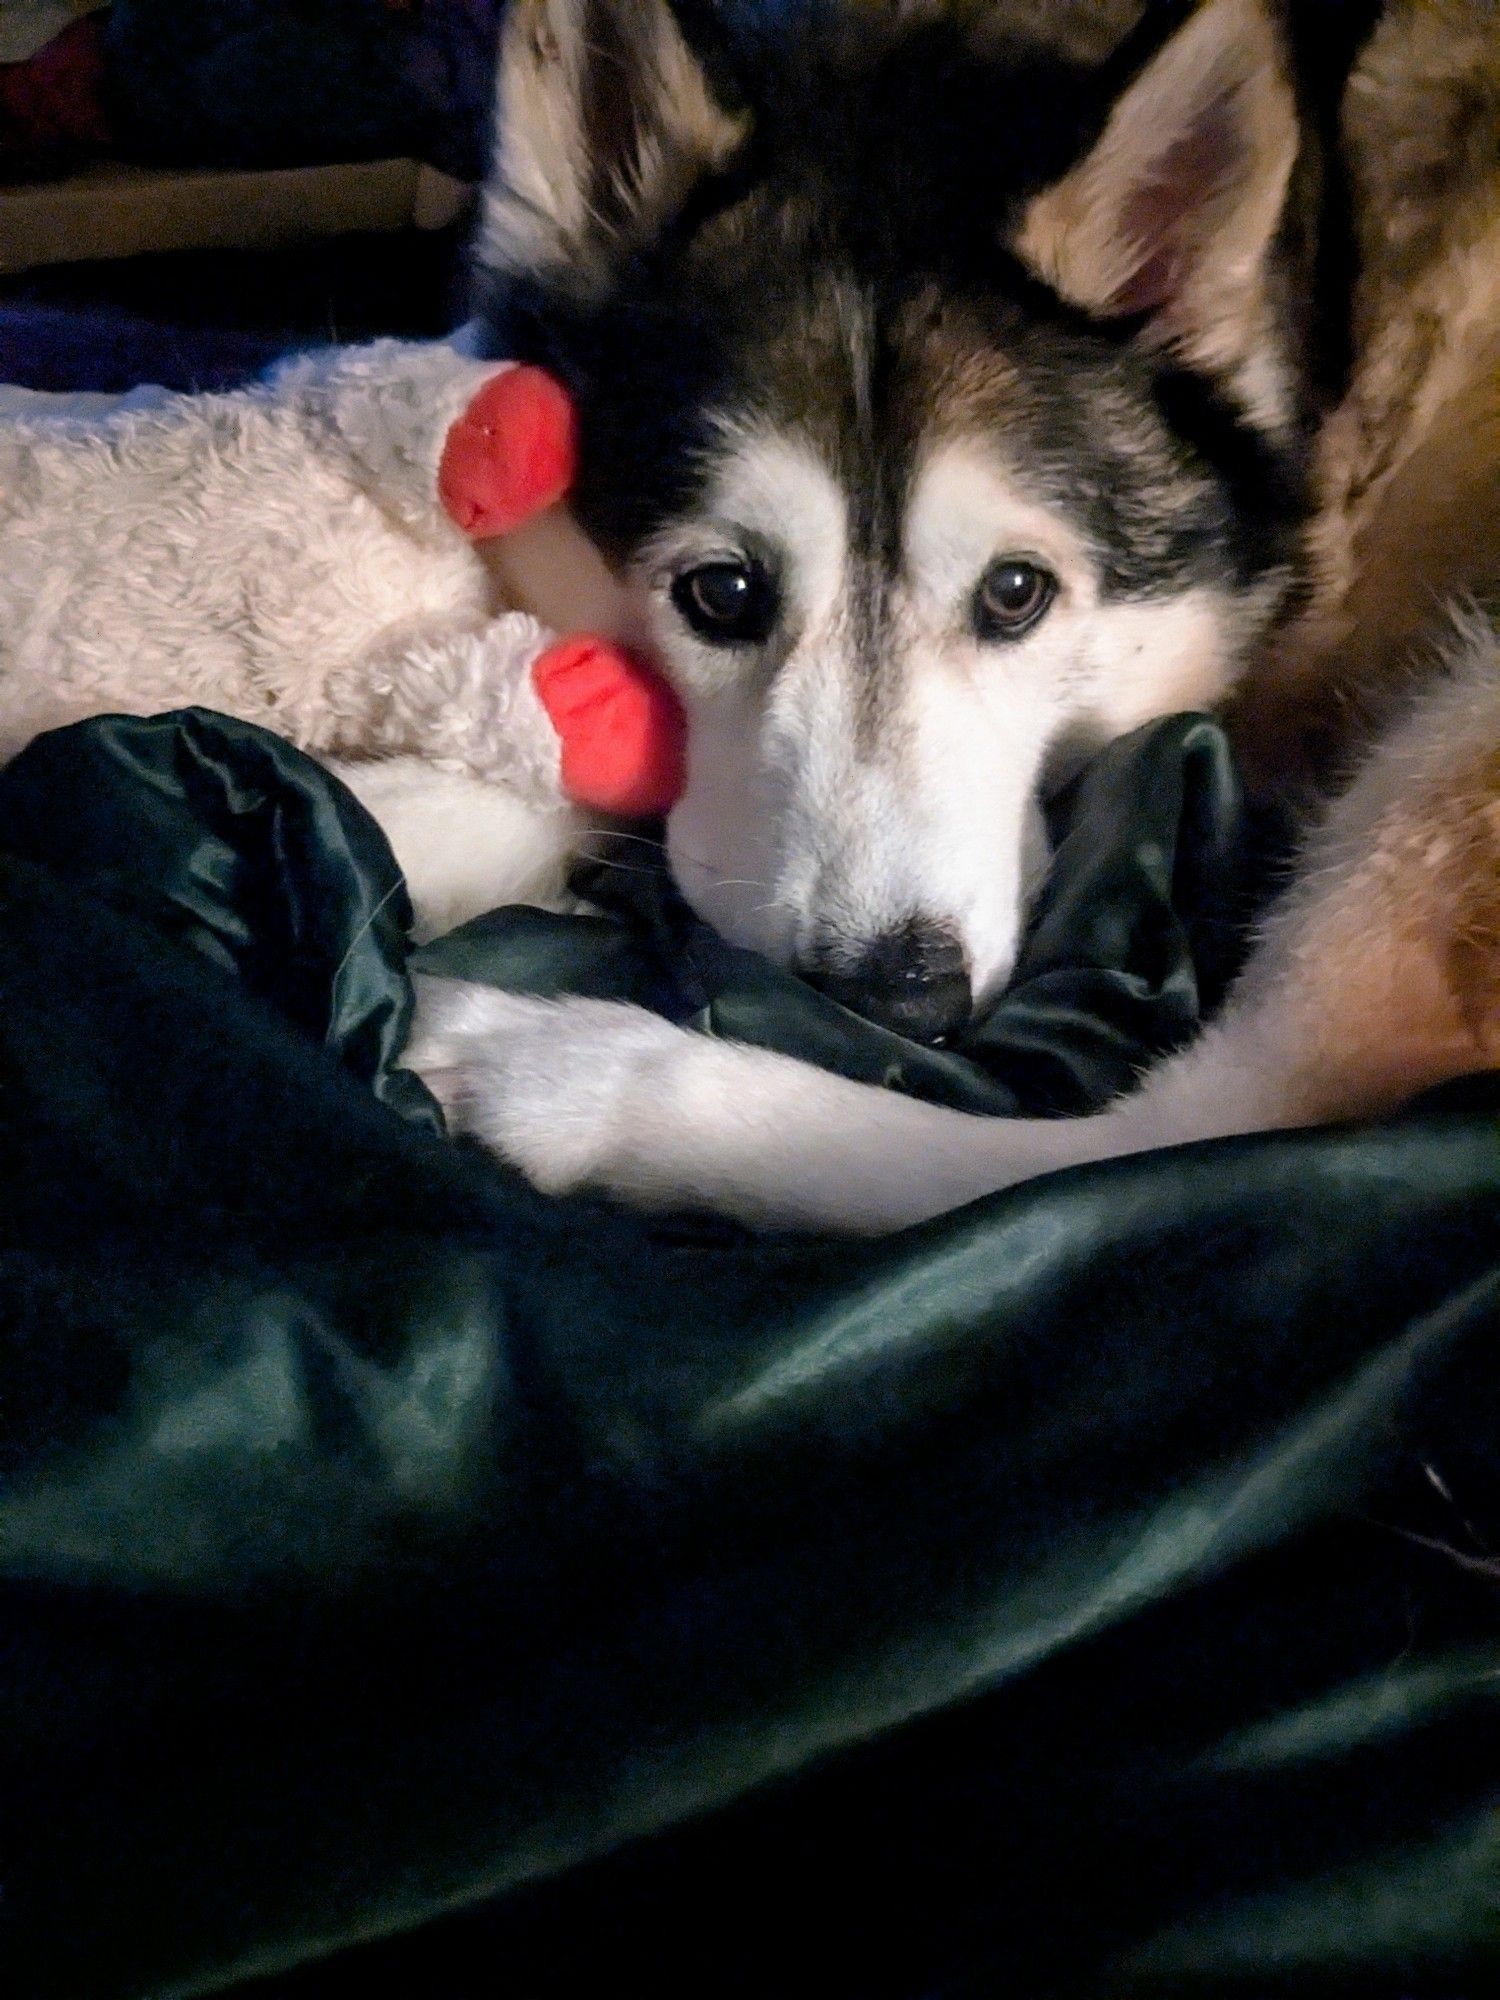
[
  {"xmin": 405, "ymin": 979, "xmax": 702, "ymax": 1202},
  {"xmin": 403, "ymin": 976, "xmax": 990, "ymax": 1234}
]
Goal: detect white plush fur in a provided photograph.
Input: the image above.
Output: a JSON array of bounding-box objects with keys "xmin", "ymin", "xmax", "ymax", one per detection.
[
  {"xmin": 330, "ymin": 756, "xmax": 579, "ymax": 945},
  {"xmin": 0, "ymin": 339, "xmax": 603, "ymax": 931}
]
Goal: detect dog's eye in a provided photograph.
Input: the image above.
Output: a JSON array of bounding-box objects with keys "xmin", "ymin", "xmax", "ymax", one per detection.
[
  {"xmin": 672, "ymin": 560, "xmax": 779, "ymax": 646},
  {"xmin": 975, "ymin": 561, "xmax": 1057, "ymax": 640}
]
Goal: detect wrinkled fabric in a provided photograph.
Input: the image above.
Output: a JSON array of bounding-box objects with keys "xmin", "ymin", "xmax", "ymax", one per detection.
[
  {"xmin": 1, "ymin": 711, "xmax": 1498, "ymax": 2000},
  {"xmin": 0, "ymin": 708, "xmax": 438, "ymax": 1126},
  {"xmin": 417, "ymin": 712, "xmax": 1260, "ymax": 1118}
]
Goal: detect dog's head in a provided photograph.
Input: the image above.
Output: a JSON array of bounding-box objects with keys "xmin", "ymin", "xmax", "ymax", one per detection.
[{"xmin": 479, "ymin": 0, "xmax": 1310, "ymax": 1039}]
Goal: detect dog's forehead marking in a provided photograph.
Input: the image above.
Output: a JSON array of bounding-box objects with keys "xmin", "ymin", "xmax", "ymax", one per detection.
[
  {"xmin": 693, "ymin": 422, "xmax": 1106, "ymax": 660},
  {"xmin": 732, "ymin": 270, "xmax": 886, "ymax": 488},
  {"xmin": 903, "ymin": 442, "xmax": 1094, "ymax": 608},
  {"xmin": 706, "ymin": 427, "xmax": 849, "ymax": 620},
  {"xmin": 737, "ymin": 277, "xmax": 1074, "ymax": 572}
]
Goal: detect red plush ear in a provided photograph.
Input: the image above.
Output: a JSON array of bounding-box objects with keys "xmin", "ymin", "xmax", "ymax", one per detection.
[
  {"xmin": 533, "ymin": 637, "xmax": 687, "ymax": 819},
  {"xmin": 439, "ymin": 365, "xmax": 579, "ymax": 539}
]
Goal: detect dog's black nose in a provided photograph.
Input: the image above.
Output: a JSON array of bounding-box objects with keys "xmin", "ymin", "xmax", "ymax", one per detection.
[{"xmin": 808, "ymin": 921, "xmax": 972, "ymax": 1045}]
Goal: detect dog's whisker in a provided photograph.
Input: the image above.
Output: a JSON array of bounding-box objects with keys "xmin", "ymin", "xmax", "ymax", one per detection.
[
  {"xmin": 595, "ymin": 830, "xmax": 668, "ymax": 853},
  {"xmin": 670, "ymin": 849, "xmax": 773, "ymax": 898},
  {"xmin": 573, "ymin": 854, "xmax": 664, "ymax": 878}
]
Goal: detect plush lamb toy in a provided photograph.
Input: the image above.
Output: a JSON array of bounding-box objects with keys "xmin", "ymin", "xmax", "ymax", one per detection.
[{"xmin": 0, "ymin": 340, "xmax": 685, "ymax": 932}]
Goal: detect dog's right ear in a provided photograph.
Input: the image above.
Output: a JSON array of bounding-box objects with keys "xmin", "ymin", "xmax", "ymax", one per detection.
[
  {"xmin": 480, "ymin": 0, "xmax": 751, "ymax": 301},
  {"xmin": 1011, "ymin": 0, "xmax": 1300, "ymax": 416}
]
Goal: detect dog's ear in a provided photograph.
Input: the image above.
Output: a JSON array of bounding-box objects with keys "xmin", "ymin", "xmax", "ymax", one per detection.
[
  {"xmin": 1012, "ymin": 0, "xmax": 1299, "ymax": 401},
  {"xmin": 480, "ymin": 0, "xmax": 751, "ymax": 300}
]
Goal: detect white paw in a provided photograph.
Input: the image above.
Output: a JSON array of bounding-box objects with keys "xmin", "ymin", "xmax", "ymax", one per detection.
[
  {"xmin": 403, "ymin": 975, "xmax": 1015, "ymax": 1234},
  {"xmin": 405, "ymin": 978, "xmax": 701, "ymax": 1202}
]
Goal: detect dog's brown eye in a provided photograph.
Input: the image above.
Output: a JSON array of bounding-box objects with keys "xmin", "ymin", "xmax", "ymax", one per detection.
[
  {"xmin": 672, "ymin": 560, "xmax": 779, "ymax": 646},
  {"xmin": 975, "ymin": 561, "xmax": 1056, "ymax": 640}
]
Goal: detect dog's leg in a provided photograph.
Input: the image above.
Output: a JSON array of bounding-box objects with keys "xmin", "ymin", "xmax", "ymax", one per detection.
[{"xmin": 408, "ymin": 626, "xmax": 1500, "ymax": 1235}]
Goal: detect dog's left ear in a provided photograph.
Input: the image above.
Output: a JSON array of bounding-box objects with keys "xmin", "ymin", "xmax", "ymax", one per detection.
[
  {"xmin": 480, "ymin": 0, "xmax": 751, "ymax": 303},
  {"xmin": 1013, "ymin": 0, "xmax": 1299, "ymax": 403}
]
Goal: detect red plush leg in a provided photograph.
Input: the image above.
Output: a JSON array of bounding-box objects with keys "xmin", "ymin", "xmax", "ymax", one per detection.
[
  {"xmin": 533, "ymin": 638, "xmax": 687, "ymax": 819},
  {"xmin": 439, "ymin": 366, "xmax": 578, "ymax": 539}
]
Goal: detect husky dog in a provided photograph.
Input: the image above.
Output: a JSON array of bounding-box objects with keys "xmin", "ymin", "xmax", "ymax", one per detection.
[{"xmin": 409, "ymin": 0, "xmax": 1500, "ymax": 1235}]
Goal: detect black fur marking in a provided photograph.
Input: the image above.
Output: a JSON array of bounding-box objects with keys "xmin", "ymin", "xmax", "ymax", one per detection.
[
  {"xmin": 1150, "ymin": 367, "xmax": 1310, "ymax": 587},
  {"xmin": 475, "ymin": 6, "xmax": 1314, "ymax": 606},
  {"xmin": 473, "ymin": 262, "xmax": 736, "ymax": 557}
]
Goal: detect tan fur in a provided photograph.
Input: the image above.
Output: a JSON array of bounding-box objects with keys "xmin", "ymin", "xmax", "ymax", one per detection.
[
  {"xmin": 1344, "ymin": 0, "xmax": 1500, "ymax": 348},
  {"xmin": 1276, "ymin": 717, "xmax": 1500, "ymax": 1124},
  {"xmin": 1224, "ymin": 0, "xmax": 1500, "ymax": 1110},
  {"xmin": 1230, "ymin": 0, "xmax": 1500, "ymax": 795},
  {"xmin": 1447, "ymin": 745, "xmax": 1500, "ymax": 1047}
]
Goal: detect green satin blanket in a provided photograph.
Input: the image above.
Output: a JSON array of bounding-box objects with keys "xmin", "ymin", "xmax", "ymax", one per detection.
[{"xmin": 1, "ymin": 711, "xmax": 1496, "ymax": 1999}]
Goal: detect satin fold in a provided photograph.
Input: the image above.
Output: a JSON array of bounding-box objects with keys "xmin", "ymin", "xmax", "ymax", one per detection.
[{"xmin": 1, "ymin": 711, "xmax": 1496, "ymax": 2000}]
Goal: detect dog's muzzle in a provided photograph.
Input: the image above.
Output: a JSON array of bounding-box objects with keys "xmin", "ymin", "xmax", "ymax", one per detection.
[{"xmin": 807, "ymin": 919, "xmax": 972, "ymax": 1046}]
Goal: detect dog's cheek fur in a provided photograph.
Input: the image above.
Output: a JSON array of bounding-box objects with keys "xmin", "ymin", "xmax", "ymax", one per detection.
[{"xmin": 664, "ymin": 685, "xmax": 797, "ymax": 966}]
